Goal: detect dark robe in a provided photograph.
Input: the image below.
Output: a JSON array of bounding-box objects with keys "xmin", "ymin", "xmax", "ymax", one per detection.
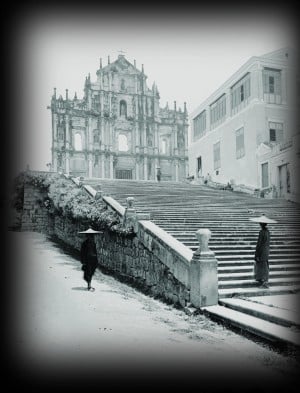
[
  {"xmin": 254, "ymin": 227, "xmax": 270, "ymax": 283},
  {"xmin": 157, "ymin": 170, "xmax": 161, "ymax": 182},
  {"xmin": 80, "ymin": 237, "xmax": 98, "ymax": 283}
]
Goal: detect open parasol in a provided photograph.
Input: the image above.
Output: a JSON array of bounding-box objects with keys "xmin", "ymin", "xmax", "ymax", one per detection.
[{"xmin": 249, "ymin": 214, "xmax": 277, "ymax": 224}]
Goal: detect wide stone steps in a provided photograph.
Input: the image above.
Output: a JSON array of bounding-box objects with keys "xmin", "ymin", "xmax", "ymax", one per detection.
[
  {"xmin": 218, "ymin": 276, "xmax": 300, "ymax": 289},
  {"xmin": 218, "ymin": 269, "xmax": 300, "ymax": 281},
  {"xmin": 81, "ymin": 178, "xmax": 300, "ymax": 301},
  {"xmin": 219, "ymin": 263, "xmax": 300, "ymax": 273},
  {"xmin": 217, "ymin": 258, "xmax": 300, "ymax": 267},
  {"xmin": 202, "ymin": 303, "xmax": 300, "ymax": 346},
  {"xmin": 218, "ymin": 284, "xmax": 300, "ymax": 298},
  {"xmin": 181, "ymin": 243, "xmax": 300, "ymax": 251},
  {"xmin": 219, "ymin": 298, "xmax": 300, "ymax": 328}
]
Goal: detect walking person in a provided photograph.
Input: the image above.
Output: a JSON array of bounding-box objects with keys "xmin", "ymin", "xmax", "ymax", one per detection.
[
  {"xmin": 78, "ymin": 228, "xmax": 102, "ymax": 291},
  {"xmin": 249, "ymin": 214, "xmax": 277, "ymax": 288}
]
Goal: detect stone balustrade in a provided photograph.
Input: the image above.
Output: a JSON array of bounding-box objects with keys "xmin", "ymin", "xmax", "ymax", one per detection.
[{"xmin": 20, "ymin": 173, "xmax": 219, "ymax": 309}]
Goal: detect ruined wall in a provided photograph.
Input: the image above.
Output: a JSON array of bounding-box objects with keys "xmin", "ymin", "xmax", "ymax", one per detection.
[
  {"xmin": 21, "ymin": 185, "xmax": 54, "ymax": 233},
  {"xmin": 21, "ymin": 185, "xmax": 190, "ymax": 307},
  {"xmin": 53, "ymin": 215, "xmax": 190, "ymax": 308}
]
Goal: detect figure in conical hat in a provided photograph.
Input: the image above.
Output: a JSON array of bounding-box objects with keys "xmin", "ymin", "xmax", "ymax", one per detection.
[
  {"xmin": 78, "ymin": 228, "xmax": 103, "ymax": 291},
  {"xmin": 249, "ymin": 214, "xmax": 277, "ymax": 289}
]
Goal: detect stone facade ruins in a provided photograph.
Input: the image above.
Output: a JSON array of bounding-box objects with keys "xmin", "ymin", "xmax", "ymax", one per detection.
[{"xmin": 50, "ymin": 54, "xmax": 189, "ymax": 181}]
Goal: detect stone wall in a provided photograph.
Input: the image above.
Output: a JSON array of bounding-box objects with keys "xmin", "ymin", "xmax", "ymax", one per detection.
[
  {"xmin": 21, "ymin": 184, "xmax": 53, "ymax": 233},
  {"xmin": 21, "ymin": 185, "xmax": 191, "ymax": 307},
  {"xmin": 52, "ymin": 215, "xmax": 190, "ymax": 308},
  {"xmin": 20, "ymin": 176, "xmax": 218, "ymax": 309}
]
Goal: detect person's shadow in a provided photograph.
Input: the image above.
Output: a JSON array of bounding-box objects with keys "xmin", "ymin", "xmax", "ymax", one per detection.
[{"xmin": 72, "ymin": 286, "xmax": 88, "ymax": 291}]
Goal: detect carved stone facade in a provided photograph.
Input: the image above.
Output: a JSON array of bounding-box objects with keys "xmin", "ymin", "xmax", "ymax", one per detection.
[{"xmin": 50, "ymin": 54, "xmax": 189, "ymax": 181}]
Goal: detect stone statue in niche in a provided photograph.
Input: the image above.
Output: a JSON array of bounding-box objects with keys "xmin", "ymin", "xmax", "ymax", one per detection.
[
  {"xmin": 147, "ymin": 135, "xmax": 153, "ymax": 147},
  {"xmin": 178, "ymin": 135, "xmax": 185, "ymax": 148},
  {"xmin": 58, "ymin": 127, "xmax": 64, "ymax": 141},
  {"xmin": 120, "ymin": 101, "xmax": 127, "ymax": 117}
]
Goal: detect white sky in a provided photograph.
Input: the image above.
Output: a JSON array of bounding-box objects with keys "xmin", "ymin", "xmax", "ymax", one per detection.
[{"xmin": 12, "ymin": 7, "xmax": 296, "ymax": 174}]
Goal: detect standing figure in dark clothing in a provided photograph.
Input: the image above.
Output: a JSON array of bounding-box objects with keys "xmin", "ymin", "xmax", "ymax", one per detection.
[
  {"xmin": 250, "ymin": 214, "xmax": 277, "ymax": 289},
  {"xmin": 157, "ymin": 167, "xmax": 162, "ymax": 182},
  {"xmin": 78, "ymin": 228, "xmax": 102, "ymax": 291}
]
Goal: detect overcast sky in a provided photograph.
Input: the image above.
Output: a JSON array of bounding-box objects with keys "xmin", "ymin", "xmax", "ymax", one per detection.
[{"xmin": 10, "ymin": 6, "xmax": 297, "ymax": 175}]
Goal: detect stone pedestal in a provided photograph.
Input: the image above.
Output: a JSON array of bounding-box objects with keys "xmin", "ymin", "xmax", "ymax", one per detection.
[
  {"xmin": 190, "ymin": 228, "xmax": 218, "ymax": 308},
  {"xmin": 123, "ymin": 197, "xmax": 137, "ymax": 232}
]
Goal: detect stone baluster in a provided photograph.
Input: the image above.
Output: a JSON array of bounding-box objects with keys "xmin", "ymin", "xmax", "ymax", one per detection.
[{"xmin": 190, "ymin": 228, "xmax": 218, "ymax": 308}]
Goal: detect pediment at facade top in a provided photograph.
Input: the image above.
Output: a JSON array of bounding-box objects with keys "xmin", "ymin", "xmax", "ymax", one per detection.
[
  {"xmin": 256, "ymin": 142, "xmax": 272, "ymax": 156},
  {"xmin": 105, "ymin": 56, "xmax": 141, "ymax": 75}
]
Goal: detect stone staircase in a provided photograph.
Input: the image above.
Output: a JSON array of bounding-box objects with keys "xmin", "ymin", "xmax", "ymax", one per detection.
[
  {"xmin": 84, "ymin": 178, "xmax": 300, "ymax": 297},
  {"xmin": 81, "ymin": 178, "xmax": 300, "ymax": 345}
]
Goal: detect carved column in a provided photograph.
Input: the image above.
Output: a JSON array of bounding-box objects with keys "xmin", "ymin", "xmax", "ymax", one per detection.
[
  {"xmin": 144, "ymin": 155, "xmax": 148, "ymax": 180},
  {"xmin": 109, "ymin": 154, "xmax": 114, "ymax": 179},
  {"xmin": 100, "ymin": 117, "xmax": 104, "ymax": 146},
  {"xmin": 154, "ymin": 122, "xmax": 159, "ymax": 154},
  {"xmin": 143, "ymin": 120, "xmax": 147, "ymax": 147},
  {"xmin": 52, "ymin": 113, "xmax": 58, "ymax": 172},
  {"xmin": 175, "ymin": 160, "xmax": 179, "ymax": 182},
  {"xmin": 88, "ymin": 154, "xmax": 93, "ymax": 178},
  {"xmin": 190, "ymin": 229, "xmax": 218, "ymax": 308},
  {"xmin": 108, "ymin": 122, "xmax": 113, "ymax": 148},
  {"xmin": 173, "ymin": 125, "xmax": 178, "ymax": 153},
  {"xmin": 135, "ymin": 122, "xmax": 139, "ymax": 152},
  {"xmin": 65, "ymin": 114, "xmax": 70, "ymax": 175},
  {"xmin": 135, "ymin": 158, "xmax": 140, "ymax": 181},
  {"xmin": 101, "ymin": 154, "xmax": 105, "ymax": 178}
]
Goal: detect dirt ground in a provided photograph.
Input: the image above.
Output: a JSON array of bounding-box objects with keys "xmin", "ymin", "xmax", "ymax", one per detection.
[{"xmin": 4, "ymin": 231, "xmax": 300, "ymax": 391}]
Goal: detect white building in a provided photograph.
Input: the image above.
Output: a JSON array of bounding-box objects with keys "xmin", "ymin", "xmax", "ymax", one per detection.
[{"xmin": 188, "ymin": 48, "xmax": 299, "ymax": 202}]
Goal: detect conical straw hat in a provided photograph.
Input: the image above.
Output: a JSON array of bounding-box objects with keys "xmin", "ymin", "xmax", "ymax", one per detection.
[
  {"xmin": 78, "ymin": 228, "xmax": 103, "ymax": 234},
  {"xmin": 249, "ymin": 214, "xmax": 277, "ymax": 224}
]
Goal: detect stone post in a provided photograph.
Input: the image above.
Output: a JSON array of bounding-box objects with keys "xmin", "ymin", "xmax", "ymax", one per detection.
[
  {"xmin": 190, "ymin": 228, "xmax": 218, "ymax": 308},
  {"xmin": 123, "ymin": 197, "xmax": 137, "ymax": 232},
  {"xmin": 95, "ymin": 190, "xmax": 103, "ymax": 200}
]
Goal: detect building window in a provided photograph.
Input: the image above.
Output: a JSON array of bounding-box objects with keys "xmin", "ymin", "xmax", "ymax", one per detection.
[
  {"xmin": 213, "ymin": 141, "xmax": 221, "ymax": 170},
  {"xmin": 263, "ymin": 68, "xmax": 282, "ymax": 104},
  {"xmin": 118, "ymin": 134, "xmax": 129, "ymax": 151},
  {"xmin": 236, "ymin": 127, "xmax": 245, "ymax": 159},
  {"xmin": 161, "ymin": 139, "xmax": 168, "ymax": 154},
  {"xmin": 120, "ymin": 100, "xmax": 127, "ymax": 117},
  {"xmin": 74, "ymin": 133, "xmax": 83, "ymax": 151},
  {"xmin": 261, "ymin": 162, "xmax": 269, "ymax": 188},
  {"xmin": 231, "ymin": 73, "xmax": 251, "ymax": 115},
  {"xmin": 210, "ymin": 94, "xmax": 226, "ymax": 129},
  {"xmin": 193, "ymin": 110, "xmax": 206, "ymax": 140},
  {"xmin": 269, "ymin": 121, "xmax": 283, "ymax": 143}
]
